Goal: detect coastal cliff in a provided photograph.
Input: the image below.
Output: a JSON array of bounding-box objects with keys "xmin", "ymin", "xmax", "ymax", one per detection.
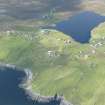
[{"xmin": 0, "ymin": 63, "xmax": 73, "ymax": 105}]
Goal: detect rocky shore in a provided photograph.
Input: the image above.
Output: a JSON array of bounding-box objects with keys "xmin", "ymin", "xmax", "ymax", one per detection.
[{"xmin": 0, "ymin": 63, "xmax": 73, "ymax": 105}]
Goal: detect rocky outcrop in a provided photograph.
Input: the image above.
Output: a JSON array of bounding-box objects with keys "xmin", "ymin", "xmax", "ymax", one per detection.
[{"xmin": 26, "ymin": 91, "xmax": 73, "ymax": 105}]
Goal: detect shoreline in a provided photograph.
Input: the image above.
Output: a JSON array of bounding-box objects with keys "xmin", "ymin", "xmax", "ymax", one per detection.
[{"xmin": 0, "ymin": 63, "xmax": 73, "ymax": 105}]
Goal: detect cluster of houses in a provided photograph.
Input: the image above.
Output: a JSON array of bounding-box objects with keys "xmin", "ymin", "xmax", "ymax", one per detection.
[
  {"xmin": 75, "ymin": 49, "xmax": 96, "ymax": 60},
  {"xmin": 75, "ymin": 37, "xmax": 105, "ymax": 60},
  {"xmin": 4, "ymin": 30, "xmax": 37, "ymax": 41},
  {"xmin": 47, "ymin": 50, "xmax": 61, "ymax": 57},
  {"xmin": 47, "ymin": 35, "xmax": 105, "ymax": 60},
  {"xmin": 4, "ymin": 29, "xmax": 105, "ymax": 61},
  {"xmin": 47, "ymin": 51, "xmax": 55, "ymax": 57},
  {"xmin": 47, "ymin": 38, "xmax": 71, "ymax": 57}
]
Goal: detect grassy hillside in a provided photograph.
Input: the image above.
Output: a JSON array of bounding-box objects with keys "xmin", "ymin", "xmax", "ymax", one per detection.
[
  {"xmin": 91, "ymin": 22, "xmax": 105, "ymax": 40},
  {"xmin": 0, "ymin": 24, "xmax": 105, "ymax": 105}
]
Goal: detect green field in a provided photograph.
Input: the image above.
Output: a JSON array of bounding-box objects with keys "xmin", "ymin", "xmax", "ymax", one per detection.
[
  {"xmin": 0, "ymin": 22, "xmax": 105, "ymax": 105},
  {"xmin": 1, "ymin": 0, "xmax": 105, "ymax": 105}
]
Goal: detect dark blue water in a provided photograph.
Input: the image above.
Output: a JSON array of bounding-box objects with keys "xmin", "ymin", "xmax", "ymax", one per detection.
[
  {"xmin": 0, "ymin": 66, "xmax": 63, "ymax": 105},
  {"xmin": 53, "ymin": 11, "xmax": 105, "ymax": 43},
  {"xmin": 0, "ymin": 67, "xmax": 35, "ymax": 105}
]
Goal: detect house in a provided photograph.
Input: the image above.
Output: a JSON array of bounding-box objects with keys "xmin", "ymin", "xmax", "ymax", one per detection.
[
  {"xmin": 48, "ymin": 51, "xmax": 55, "ymax": 57},
  {"xmin": 64, "ymin": 39, "xmax": 71, "ymax": 45},
  {"xmin": 92, "ymin": 50, "xmax": 96, "ymax": 54},
  {"xmin": 84, "ymin": 54, "xmax": 89, "ymax": 59}
]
